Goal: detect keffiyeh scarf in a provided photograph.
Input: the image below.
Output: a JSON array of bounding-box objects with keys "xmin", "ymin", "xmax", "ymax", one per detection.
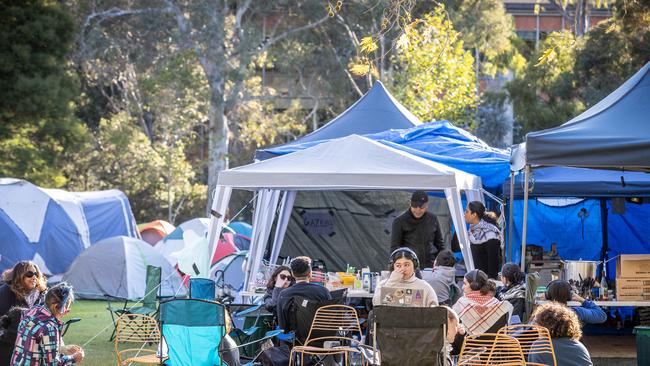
[
  {"xmin": 453, "ymin": 291, "xmax": 513, "ymax": 335},
  {"xmin": 469, "ymin": 219, "xmax": 502, "ymax": 245}
]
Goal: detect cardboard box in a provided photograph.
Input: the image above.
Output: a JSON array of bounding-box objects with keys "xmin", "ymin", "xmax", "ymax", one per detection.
[
  {"xmin": 617, "ymin": 255, "xmax": 650, "ymax": 278},
  {"xmin": 617, "ymin": 278, "xmax": 650, "ymax": 295},
  {"xmin": 617, "ymin": 293, "xmax": 650, "ymax": 301}
]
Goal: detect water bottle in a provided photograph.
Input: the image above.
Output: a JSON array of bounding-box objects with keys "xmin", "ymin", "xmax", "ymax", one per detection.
[{"xmin": 349, "ymin": 335, "xmax": 362, "ymax": 366}]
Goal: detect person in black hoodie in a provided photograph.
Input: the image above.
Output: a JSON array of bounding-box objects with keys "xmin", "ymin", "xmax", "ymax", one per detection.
[
  {"xmin": 263, "ymin": 265, "xmax": 294, "ymax": 316},
  {"xmin": 277, "ymin": 257, "xmax": 331, "ymax": 331},
  {"xmin": 391, "ymin": 190, "xmax": 445, "ymax": 268}
]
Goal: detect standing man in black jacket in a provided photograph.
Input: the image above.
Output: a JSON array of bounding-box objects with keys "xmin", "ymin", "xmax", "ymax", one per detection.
[{"xmin": 391, "ymin": 190, "xmax": 446, "ymax": 268}]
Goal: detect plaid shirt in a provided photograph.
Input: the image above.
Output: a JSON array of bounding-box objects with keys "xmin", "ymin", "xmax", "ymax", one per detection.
[{"xmin": 10, "ymin": 305, "xmax": 75, "ymax": 366}]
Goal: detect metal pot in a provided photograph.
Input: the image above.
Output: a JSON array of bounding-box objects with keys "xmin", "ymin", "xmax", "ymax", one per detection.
[{"xmin": 563, "ymin": 260, "xmax": 598, "ymax": 282}]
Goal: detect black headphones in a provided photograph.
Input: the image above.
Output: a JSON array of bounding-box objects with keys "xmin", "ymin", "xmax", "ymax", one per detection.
[
  {"xmin": 466, "ymin": 269, "xmax": 483, "ymax": 291},
  {"xmin": 545, "ymin": 279, "xmax": 571, "ymax": 302},
  {"xmin": 389, "ymin": 247, "xmax": 420, "ymax": 270}
]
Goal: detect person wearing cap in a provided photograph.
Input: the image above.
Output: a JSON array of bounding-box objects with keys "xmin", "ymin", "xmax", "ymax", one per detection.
[{"xmin": 390, "ymin": 190, "xmax": 446, "ymax": 268}]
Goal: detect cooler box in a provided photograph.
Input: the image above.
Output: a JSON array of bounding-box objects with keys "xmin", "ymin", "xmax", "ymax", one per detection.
[{"xmin": 634, "ymin": 326, "xmax": 650, "ymax": 366}]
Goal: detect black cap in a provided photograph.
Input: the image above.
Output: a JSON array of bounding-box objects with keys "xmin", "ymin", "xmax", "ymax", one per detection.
[{"xmin": 410, "ymin": 190, "xmax": 428, "ymax": 207}]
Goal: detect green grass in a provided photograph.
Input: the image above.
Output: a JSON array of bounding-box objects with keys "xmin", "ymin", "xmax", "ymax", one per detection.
[{"xmin": 62, "ymin": 300, "xmax": 136, "ymax": 366}]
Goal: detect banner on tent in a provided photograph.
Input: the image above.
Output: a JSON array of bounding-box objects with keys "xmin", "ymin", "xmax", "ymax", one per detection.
[{"xmin": 301, "ymin": 211, "xmax": 335, "ymax": 236}]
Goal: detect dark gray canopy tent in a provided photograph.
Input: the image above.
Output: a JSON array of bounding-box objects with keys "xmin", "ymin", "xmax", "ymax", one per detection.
[
  {"xmin": 512, "ymin": 62, "xmax": 650, "ymax": 268},
  {"xmin": 525, "ymin": 61, "xmax": 650, "ymax": 170}
]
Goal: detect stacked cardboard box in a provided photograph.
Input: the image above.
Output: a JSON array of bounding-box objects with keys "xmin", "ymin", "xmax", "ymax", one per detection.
[{"xmin": 616, "ymin": 255, "xmax": 650, "ymax": 300}]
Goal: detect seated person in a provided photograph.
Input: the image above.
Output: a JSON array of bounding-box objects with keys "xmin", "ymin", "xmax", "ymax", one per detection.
[
  {"xmin": 441, "ymin": 306, "xmax": 465, "ymax": 364},
  {"xmin": 453, "ymin": 269, "xmax": 512, "ymax": 335},
  {"xmin": 545, "ymin": 279, "xmax": 607, "ymax": 324},
  {"xmin": 277, "ymin": 256, "xmax": 331, "ymax": 331},
  {"xmin": 263, "ymin": 265, "xmax": 294, "ymax": 315},
  {"xmin": 424, "ymin": 250, "xmax": 458, "ymax": 306},
  {"xmin": 11, "ymin": 283, "xmax": 85, "ymax": 365},
  {"xmin": 495, "ymin": 262, "xmax": 526, "ymax": 320},
  {"xmin": 372, "ymin": 248, "xmax": 439, "ymax": 307},
  {"xmin": 529, "ymin": 302, "xmax": 593, "ymax": 366},
  {"xmin": 0, "ymin": 306, "xmax": 25, "ymax": 365}
]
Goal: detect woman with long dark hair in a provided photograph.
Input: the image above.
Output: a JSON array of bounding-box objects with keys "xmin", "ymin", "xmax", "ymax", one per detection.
[
  {"xmin": 496, "ymin": 262, "xmax": 526, "ymax": 320},
  {"xmin": 465, "ymin": 201, "xmax": 502, "ymax": 279},
  {"xmin": 263, "ymin": 265, "xmax": 294, "ymax": 314},
  {"xmin": 0, "ymin": 261, "xmax": 47, "ymax": 317}
]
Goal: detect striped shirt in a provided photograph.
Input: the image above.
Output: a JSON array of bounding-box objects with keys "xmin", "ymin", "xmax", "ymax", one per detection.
[{"xmin": 10, "ymin": 305, "xmax": 75, "ymax": 365}]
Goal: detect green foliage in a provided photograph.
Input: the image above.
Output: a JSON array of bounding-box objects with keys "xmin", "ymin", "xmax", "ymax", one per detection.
[
  {"xmin": 508, "ymin": 31, "xmax": 584, "ymax": 135},
  {"xmin": 66, "ymin": 113, "xmax": 205, "ymax": 223},
  {"xmin": 390, "ymin": 6, "xmax": 477, "ymax": 125}
]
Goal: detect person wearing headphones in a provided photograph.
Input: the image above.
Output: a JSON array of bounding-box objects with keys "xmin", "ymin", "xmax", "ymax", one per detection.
[
  {"xmin": 544, "ymin": 279, "xmax": 607, "ymax": 324},
  {"xmin": 453, "ymin": 269, "xmax": 512, "ymax": 335},
  {"xmin": 372, "ymin": 248, "xmax": 439, "ymax": 307}
]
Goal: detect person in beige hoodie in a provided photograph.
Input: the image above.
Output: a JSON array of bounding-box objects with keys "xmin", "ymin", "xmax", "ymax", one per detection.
[{"xmin": 373, "ymin": 247, "xmax": 439, "ymax": 307}]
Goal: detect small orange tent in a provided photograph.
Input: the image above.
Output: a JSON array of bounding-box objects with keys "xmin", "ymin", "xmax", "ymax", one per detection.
[{"xmin": 138, "ymin": 220, "xmax": 176, "ymax": 245}]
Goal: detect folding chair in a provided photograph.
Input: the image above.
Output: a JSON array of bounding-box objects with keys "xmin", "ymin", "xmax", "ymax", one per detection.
[
  {"xmin": 159, "ymin": 298, "xmax": 280, "ymax": 366},
  {"xmin": 371, "ymin": 306, "xmax": 448, "ymax": 366},
  {"xmin": 289, "ymin": 304, "xmax": 364, "ymax": 366},
  {"xmin": 497, "ymin": 324, "xmax": 557, "ymax": 366},
  {"xmin": 282, "ymin": 296, "xmax": 347, "ymax": 347},
  {"xmin": 189, "ymin": 277, "xmax": 216, "ymax": 300},
  {"xmin": 458, "ymin": 333, "xmax": 526, "ymax": 365},
  {"xmin": 107, "ymin": 265, "xmax": 162, "ymax": 341},
  {"xmin": 114, "ymin": 314, "xmax": 165, "ymax": 365}
]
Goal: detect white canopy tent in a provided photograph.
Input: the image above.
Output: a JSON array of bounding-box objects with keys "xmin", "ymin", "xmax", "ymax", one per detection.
[{"xmin": 206, "ymin": 135, "xmax": 483, "ymax": 291}]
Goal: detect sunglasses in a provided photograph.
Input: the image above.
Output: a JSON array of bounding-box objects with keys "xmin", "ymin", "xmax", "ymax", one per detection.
[
  {"xmin": 279, "ymin": 274, "xmax": 293, "ymax": 281},
  {"xmin": 24, "ymin": 271, "xmax": 38, "ymax": 278}
]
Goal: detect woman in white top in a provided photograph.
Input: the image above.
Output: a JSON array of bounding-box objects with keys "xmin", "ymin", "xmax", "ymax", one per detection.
[{"xmin": 373, "ymin": 247, "xmax": 438, "ymax": 307}]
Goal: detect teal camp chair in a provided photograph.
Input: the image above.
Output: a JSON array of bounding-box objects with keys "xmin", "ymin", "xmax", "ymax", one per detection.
[
  {"xmin": 107, "ymin": 265, "xmax": 162, "ymax": 341},
  {"xmin": 159, "ymin": 298, "xmax": 228, "ymax": 366}
]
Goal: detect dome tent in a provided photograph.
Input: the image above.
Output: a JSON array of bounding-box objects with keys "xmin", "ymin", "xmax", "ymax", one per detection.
[{"xmin": 64, "ymin": 236, "xmax": 185, "ymax": 300}]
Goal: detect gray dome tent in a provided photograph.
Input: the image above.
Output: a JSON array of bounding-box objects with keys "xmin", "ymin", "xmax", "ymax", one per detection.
[{"xmin": 63, "ymin": 236, "xmax": 185, "ymax": 300}]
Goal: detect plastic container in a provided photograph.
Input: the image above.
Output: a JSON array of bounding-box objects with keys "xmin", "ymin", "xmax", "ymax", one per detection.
[{"xmin": 634, "ymin": 326, "xmax": 650, "ymax": 366}]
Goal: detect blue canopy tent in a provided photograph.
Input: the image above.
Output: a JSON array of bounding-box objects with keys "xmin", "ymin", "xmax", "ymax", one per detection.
[
  {"xmin": 503, "ymin": 167, "xmax": 650, "ymax": 277},
  {"xmin": 255, "ymin": 81, "xmax": 421, "ymax": 160}
]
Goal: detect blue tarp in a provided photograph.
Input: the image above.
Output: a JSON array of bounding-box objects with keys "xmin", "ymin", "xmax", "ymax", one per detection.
[
  {"xmin": 260, "ymin": 121, "xmax": 511, "ymax": 191},
  {"xmin": 255, "ymin": 81, "xmax": 421, "ymax": 160},
  {"xmin": 504, "ymin": 167, "xmax": 650, "ymax": 198}
]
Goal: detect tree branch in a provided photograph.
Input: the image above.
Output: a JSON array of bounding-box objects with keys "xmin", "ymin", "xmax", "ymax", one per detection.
[
  {"xmin": 235, "ymin": 0, "xmax": 253, "ymax": 32},
  {"xmin": 259, "ymin": 14, "xmax": 331, "ymax": 53},
  {"xmin": 82, "ymin": 7, "xmax": 173, "ymax": 31}
]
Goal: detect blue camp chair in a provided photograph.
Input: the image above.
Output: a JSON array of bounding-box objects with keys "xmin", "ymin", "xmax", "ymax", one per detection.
[{"xmin": 189, "ymin": 278, "xmax": 216, "ymax": 301}]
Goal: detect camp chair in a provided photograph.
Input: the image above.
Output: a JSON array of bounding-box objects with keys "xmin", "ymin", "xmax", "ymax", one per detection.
[
  {"xmin": 281, "ymin": 296, "xmax": 347, "ymax": 346},
  {"xmin": 497, "ymin": 324, "xmax": 557, "ymax": 366},
  {"xmin": 114, "ymin": 314, "xmax": 165, "ymax": 365},
  {"xmin": 189, "ymin": 277, "xmax": 216, "ymax": 300},
  {"xmin": 371, "ymin": 306, "xmax": 448, "ymax": 366},
  {"xmin": 458, "ymin": 333, "xmax": 526, "ymax": 365},
  {"xmin": 107, "ymin": 265, "xmax": 162, "ymax": 341},
  {"xmin": 289, "ymin": 304, "xmax": 364, "ymax": 366},
  {"xmin": 159, "ymin": 298, "xmax": 281, "ymax": 366}
]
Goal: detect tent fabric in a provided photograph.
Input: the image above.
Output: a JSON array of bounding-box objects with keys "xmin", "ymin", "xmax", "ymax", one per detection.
[
  {"xmin": 227, "ymin": 221, "xmax": 253, "ymax": 237},
  {"xmin": 138, "ymin": 220, "xmax": 175, "ymax": 245},
  {"xmin": 156, "ymin": 218, "xmax": 210, "ymax": 265},
  {"xmin": 255, "ymin": 81, "xmax": 421, "ymax": 160},
  {"xmin": 219, "ymin": 135, "xmax": 482, "ymax": 191},
  {"xmin": 208, "ymin": 135, "xmax": 482, "ymax": 292},
  {"xmin": 63, "ymin": 236, "xmax": 184, "ymax": 300},
  {"xmin": 261, "ymin": 121, "xmax": 510, "ymax": 191},
  {"xmin": 504, "ymin": 167, "xmax": 650, "ymax": 198},
  {"xmin": 525, "ymin": 62, "xmax": 650, "ymax": 169},
  {"xmin": 0, "ymin": 179, "xmax": 138, "ymax": 275}
]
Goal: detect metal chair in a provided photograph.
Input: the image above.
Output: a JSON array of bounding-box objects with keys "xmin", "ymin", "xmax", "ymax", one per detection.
[
  {"xmin": 458, "ymin": 333, "xmax": 526, "ymax": 365},
  {"xmin": 114, "ymin": 314, "xmax": 165, "ymax": 365},
  {"xmin": 497, "ymin": 324, "xmax": 557, "ymax": 366},
  {"xmin": 289, "ymin": 304, "xmax": 364, "ymax": 366}
]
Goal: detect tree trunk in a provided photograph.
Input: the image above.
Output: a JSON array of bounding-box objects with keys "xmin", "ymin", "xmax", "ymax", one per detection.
[{"xmin": 206, "ymin": 80, "xmax": 229, "ymax": 212}]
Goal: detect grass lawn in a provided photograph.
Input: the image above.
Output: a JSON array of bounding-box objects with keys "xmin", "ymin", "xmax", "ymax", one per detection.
[{"xmin": 62, "ymin": 300, "xmax": 134, "ymax": 366}]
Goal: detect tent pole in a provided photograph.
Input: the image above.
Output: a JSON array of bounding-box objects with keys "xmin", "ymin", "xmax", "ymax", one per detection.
[
  {"xmin": 600, "ymin": 198, "xmax": 609, "ymax": 278},
  {"xmin": 508, "ymin": 170, "xmax": 515, "ymax": 262},
  {"xmin": 520, "ymin": 165, "xmax": 530, "ymax": 270}
]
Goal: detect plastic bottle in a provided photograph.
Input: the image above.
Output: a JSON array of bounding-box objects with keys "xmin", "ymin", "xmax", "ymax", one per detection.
[
  {"xmin": 354, "ymin": 271, "xmax": 362, "ymax": 290},
  {"xmin": 600, "ymin": 272, "xmax": 608, "ymax": 300},
  {"xmin": 349, "ymin": 335, "xmax": 362, "ymax": 366}
]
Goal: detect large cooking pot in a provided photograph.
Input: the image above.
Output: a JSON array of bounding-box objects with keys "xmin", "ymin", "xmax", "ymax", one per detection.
[{"xmin": 563, "ymin": 260, "xmax": 598, "ymax": 281}]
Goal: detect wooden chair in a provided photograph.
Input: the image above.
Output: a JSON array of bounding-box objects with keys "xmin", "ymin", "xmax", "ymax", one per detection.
[
  {"xmin": 458, "ymin": 333, "xmax": 526, "ymax": 365},
  {"xmin": 114, "ymin": 314, "xmax": 165, "ymax": 365},
  {"xmin": 497, "ymin": 324, "xmax": 557, "ymax": 366},
  {"xmin": 289, "ymin": 304, "xmax": 365, "ymax": 366}
]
